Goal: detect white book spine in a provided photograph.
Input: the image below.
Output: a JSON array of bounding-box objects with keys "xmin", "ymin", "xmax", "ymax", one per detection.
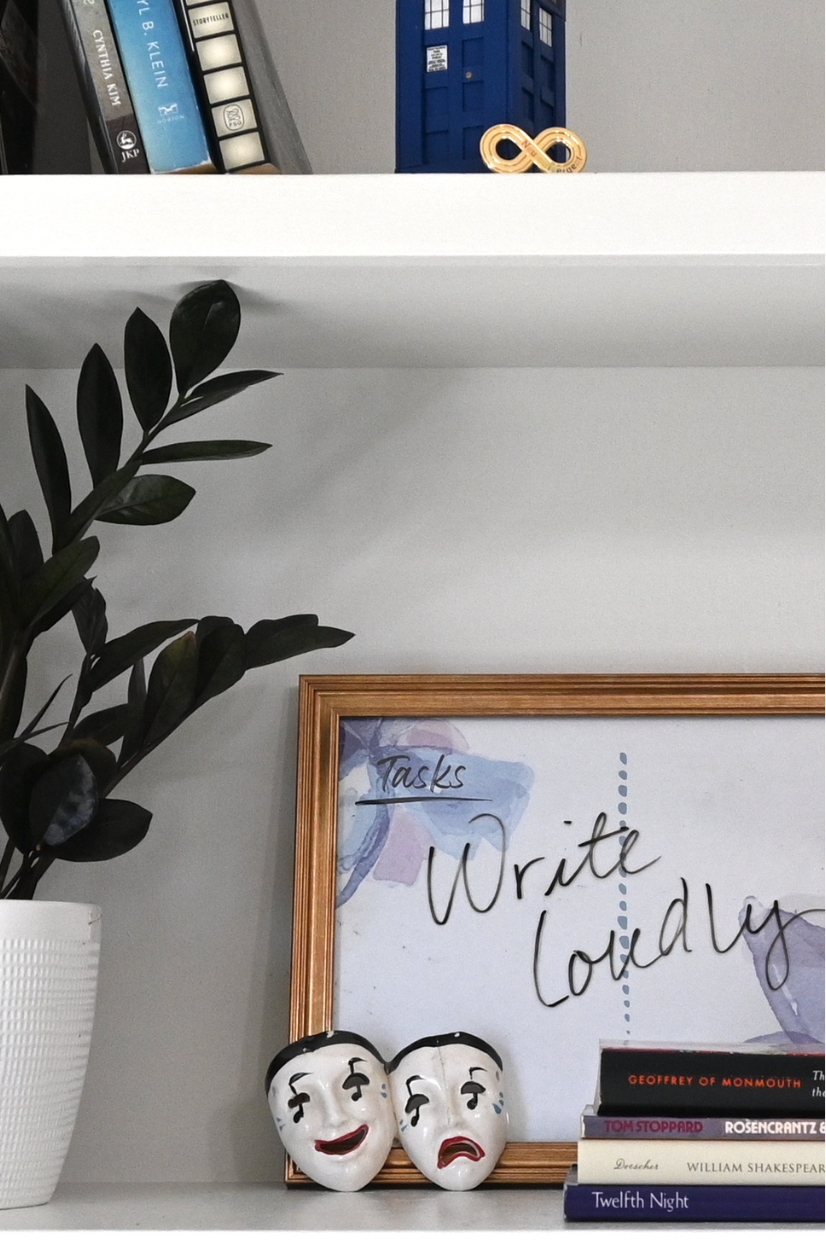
[{"xmin": 577, "ymin": 1138, "xmax": 825, "ymax": 1186}]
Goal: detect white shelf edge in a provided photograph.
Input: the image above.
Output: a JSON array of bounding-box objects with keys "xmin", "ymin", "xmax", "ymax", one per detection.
[{"xmin": 1, "ymin": 171, "xmax": 822, "ymax": 262}]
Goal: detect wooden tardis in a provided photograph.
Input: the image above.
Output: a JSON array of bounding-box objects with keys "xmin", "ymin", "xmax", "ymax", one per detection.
[{"xmin": 396, "ymin": 0, "xmax": 566, "ymax": 174}]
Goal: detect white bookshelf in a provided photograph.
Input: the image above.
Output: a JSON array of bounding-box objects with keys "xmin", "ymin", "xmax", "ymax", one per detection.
[
  {"xmin": 0, "ymin": 169, "xmax": 822, "ymax": 1230},
  {"xmin": 0, "ymin": 171, "xmax": 821, "ymax": 370}
]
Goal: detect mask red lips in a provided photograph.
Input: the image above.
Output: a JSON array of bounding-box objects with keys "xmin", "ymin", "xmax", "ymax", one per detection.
[
  {"xmin": 437, "ymin": 1135, "xmax": 485, "ymax": 1168},
  {"xmin": 314, "ymin": 1125, "xmax": 369, "ymax": 1157}
]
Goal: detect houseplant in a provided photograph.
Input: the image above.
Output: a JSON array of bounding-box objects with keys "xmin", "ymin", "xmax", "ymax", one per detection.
[{"xmin": 0, "ymin": 280, "xmax": 352, "ymax": 1207}]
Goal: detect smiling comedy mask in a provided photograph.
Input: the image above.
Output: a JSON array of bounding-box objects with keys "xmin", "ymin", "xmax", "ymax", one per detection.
[
  {"xmin": 388, "ymin": 1031, "xmax": 508, "ymax": 1190},
  {"xmin": 265, "ymin": 1030, "xmax": 395, "ymax": 1190}
]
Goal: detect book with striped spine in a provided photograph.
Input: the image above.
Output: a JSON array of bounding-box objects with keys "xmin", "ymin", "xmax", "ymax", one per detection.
[{"xmin": 173, "ymin": 0, "xmax": 310, "ymax": 173}]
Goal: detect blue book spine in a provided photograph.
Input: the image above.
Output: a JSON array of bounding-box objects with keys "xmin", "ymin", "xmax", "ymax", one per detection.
[
  {"xmin": 563, "ymin": 1168, "xmax": 825, "ymax": 1223},
  {"xmin": 105, "ymin": 0, "xmax": 213, "ymax": 172}
]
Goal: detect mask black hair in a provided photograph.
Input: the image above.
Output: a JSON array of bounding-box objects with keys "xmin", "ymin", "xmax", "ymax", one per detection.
[
  {"xmin": 265, "ymin": 1030, "xmax": 386, "ymax": 1095},
  {"xmin": 387, "ymin": 1031, "xmax": 503, "ymax": 1074}
]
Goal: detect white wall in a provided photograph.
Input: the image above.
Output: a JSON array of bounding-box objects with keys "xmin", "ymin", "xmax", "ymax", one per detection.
[
  {"xmin": 260, "ymin": 0, "xmax": 825, "ymax": 173},
  {"xmin": 0, "ymin": 364, "xmax": 821, "ymax": 1181}
]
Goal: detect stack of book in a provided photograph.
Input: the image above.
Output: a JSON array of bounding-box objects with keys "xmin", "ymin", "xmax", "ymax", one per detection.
[
  {"xmin": 1, "ymin": 0, "xmax": 310, "ymax": 175},
  {"xmin": 563, "ymin": 1040, "xmax": 825, "ymax": 1223}
]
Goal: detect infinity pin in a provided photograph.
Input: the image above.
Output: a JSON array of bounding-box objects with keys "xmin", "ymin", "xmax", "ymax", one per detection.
[{"xmin": 480, "ymin": 124, "xmax": 587, "ymax": 174}]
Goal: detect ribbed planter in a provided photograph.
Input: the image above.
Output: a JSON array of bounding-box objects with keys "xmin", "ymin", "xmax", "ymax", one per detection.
[{"xmin": 0, "ymin": 901, "xmax": 101, "ymax": 1209}]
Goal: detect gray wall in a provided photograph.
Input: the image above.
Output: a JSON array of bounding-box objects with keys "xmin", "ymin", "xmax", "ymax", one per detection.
[
  {"xmin": 0, "ymin": 0, "xmax": 822, "ymax": 1188},
  {"xmin": 260, "ymin": 0, "xmax": 825, "ymax": 173},
  {"xmin": 0, "ymin": 365, "xmax": 821, "ymax": 1181}
]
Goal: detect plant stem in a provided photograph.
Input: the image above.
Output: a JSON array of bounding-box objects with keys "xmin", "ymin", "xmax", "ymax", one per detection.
[
  {"xmin": 0, "ymin": 836, "xmax": 16, "ymax": 890},
  {"xmin": 0, "ymin": 635, "xmax": 26, "ymax": 738}
]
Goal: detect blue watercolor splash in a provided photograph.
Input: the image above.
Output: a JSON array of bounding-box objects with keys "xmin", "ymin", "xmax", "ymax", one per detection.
[
  {"xmin": 740, "ymin": 898, "xmax": 825, "ymax": 1045},
  {"xmin": 337, "ymin": 718, "xmax": 533, "ymax": 906}
]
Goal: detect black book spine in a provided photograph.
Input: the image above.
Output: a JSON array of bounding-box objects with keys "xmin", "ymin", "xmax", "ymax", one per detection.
[
  {"xmin": 171, "ymin": 0, "xmax": 276, "ymax": 173},
  {"xmin": 57, "ymin": 0, "xmax": 149, "ymax": 173},
  {"xmin": 598, "ymin": 1047, "xmax": 825, "ymax": 1118}
]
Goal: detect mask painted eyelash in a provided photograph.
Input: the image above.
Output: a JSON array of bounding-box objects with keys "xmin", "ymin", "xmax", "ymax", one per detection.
[
  {"xmin": 404, "ymin": 1077, "xmax": 431, "ymax": 1127},
  {"xmin": 288, "ymin": 1091, "xmax": 310, "ymax": 1123},
  {"xmin": 342, "ymin": 1058, "xmax": 371, "ymax": 1100},
  {"xmin": 461, "ymin": 1080, "xmax": 485, "ymax": 1109}
]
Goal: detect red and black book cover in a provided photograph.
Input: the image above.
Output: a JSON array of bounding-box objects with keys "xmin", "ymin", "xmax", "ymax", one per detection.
[{"xmin": 597, "ymin": 1041, "xmax": 825, "ymax": 1118}]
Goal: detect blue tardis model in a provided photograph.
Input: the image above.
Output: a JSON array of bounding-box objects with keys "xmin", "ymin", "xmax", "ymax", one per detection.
[{"xmin": 396, "ymin": 0, "xmax": 565, "ymax": 173}]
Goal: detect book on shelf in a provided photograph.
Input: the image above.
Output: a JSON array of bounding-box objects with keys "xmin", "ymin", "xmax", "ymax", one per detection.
[
  {"xmin": 596, "ymin": 1039, "xmax": 825, "ymax": 1117},
  {"xmin": 576, "ymin": 1137, "xmax": 824, "ymax": 1185},
  {"xmin": 580, "ymin": 1103, "xmax": 826, "ymax": 1140},
  {"xmin": 1, "ymin": 0, "xmax": 92, "ymax": 172},
  {"xmin": 562, "ymin": 1166, "xmax": 825, "ymax": 1223},
  {"xmin": 173, "ymin": 0, "xmax": 310, "ymax": 174},
  {"xmin": 56, "ymin": 0, "xmax": 149, "ymax": 173},
  {"xmin": 105, "ymin": 0, "xmax": 214, "ymax": 173}
]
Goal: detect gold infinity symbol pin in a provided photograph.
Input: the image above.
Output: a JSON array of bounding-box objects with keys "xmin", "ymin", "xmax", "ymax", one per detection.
[{"xmin": 480, "ymin": 124, "xmax": 587, "ymax": 174}]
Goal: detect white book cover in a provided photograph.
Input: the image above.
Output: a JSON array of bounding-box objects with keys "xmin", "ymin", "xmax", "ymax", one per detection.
[{"xmin": 577, "ymin": 1138, "xmax": 825, "ymax": 1185}]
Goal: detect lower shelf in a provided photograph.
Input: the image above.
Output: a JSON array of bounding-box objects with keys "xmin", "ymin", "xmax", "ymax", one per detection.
[{"xmin": 0, "ymin": 1181, "xmax": 819, "ymax": 1231}]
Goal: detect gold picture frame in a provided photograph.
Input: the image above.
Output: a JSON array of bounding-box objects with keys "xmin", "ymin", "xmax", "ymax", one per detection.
[{"xmin": 287, "ymin": 673, "xmax": 824, "ymax": 1186}]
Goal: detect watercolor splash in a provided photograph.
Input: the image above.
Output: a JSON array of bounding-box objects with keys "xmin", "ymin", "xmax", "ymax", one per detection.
[
  {"xmin": 337, "ymin": 718, "xmax": 533, "ymax": 906},
  {"xmin": 741, "ymin": 897, "xmax": 825, "ymax": 1045}
]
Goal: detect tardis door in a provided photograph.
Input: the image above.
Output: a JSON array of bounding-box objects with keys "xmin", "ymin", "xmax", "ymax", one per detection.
[
  {"xmin": 396, "ymin": 0, "xmax": 509, "ymax": 173},
  {"xmin": 510, "ymin": 0, "xmax": 566, "ymax": 142}
]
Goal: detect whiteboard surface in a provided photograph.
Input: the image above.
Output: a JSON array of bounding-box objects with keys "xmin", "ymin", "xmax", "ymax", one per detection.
[{"xmin": 334, "ymin": 715, "xmax": 824, "ymax": 1142}]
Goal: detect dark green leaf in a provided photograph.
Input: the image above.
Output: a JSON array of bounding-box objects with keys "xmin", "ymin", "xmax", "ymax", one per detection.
[
  {"xmin": 124, "ymin": 307, "xmax": 173, "ymax": 431},
  {"xmin": 73, "ymin": 583, "xmax": 108, "ymax": 655},
  {"xmin": 118, "ymin": 659, "xmax": 147, "ymax": 765},
  {"xmin": 19, "ymin": 537, "xmax": 99, "ymax": 628},
  {"xmin": 18, "ymin": 675, "xmax": 72, "ymax": 742},
  {"xmin": 8, "ymin": 510, "xmax": 43, "ymax": 580},
  {"xmin": 0, "ymin": 743, "xmax": 47, "ymax": 852},
  {"xmin": 245, "ymin": 615, "xmax": 318, "ymax": 666},
  {"xmin": 96, "ymin": 475, "xmax": 196, "ymax": 526},
  {"xmin": 26, "ymin": 387, "xmax": 71, "ymax": 547},
  {"xmin": 30, "ymin": 577, "xmax": 92, "ymax": 641},
  {"xmin": 141, "ymin": 631, "xmax": 198, "ymax": 748},
  {"xmin": 77, "ymin": 344, "xmax": 123, "ymax": 486},
  {"xmin": 244, "ymin": 617, "xmax": 354, "ymax": 669},
  {"xmin": 59, "ymin": 462, "xmax": 139, "ymax": 548},
  {"xmin": 45, "ymin": 797, "xmax": 151, "ymax": 861},
  {"xmin": 59, "ymin": 738, "xmax": 118, "ymax": 789},
  {"xmin": 139, "ymin": 439, "xmax": 271, "ymax": 464},
  {"xmin": 0, "ymin": 500, "xmax": 19, "ymax": 600},
  {"xmin": 31, "ymin": 754, "xmax": 98, "ymax": 848},
  {"xmin": 158, "ymin": 370, "xmax": 278, "ymax": 426},
  {"xmin": 195, "ymin": 615, "xmax": 234, "ymax": 640},
  {"xmin": 72, "ymin": 704, "xmax": 131, "ymax": 746},
  {"xmin": 193, "ymin": 621, "xmax": 246, "ymax": 709},
  {"xmin": 84, "ymin": 618, "xmax": 196, "ymax": 694},
  {"xmin": 169, "ymin": 280, "xmax": 240, "ymax": 394},
  {"xmin": 0, "ymin": 657, "xmax": 27, "ymax": 744},
  {"xmin": 0, "ymin": 502, "xmax": 20, "ymax": 665}
]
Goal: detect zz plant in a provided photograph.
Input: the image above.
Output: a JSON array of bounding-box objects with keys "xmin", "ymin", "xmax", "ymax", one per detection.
[{"xmin": 0, "ymin": 280, "xmax": 352, "ymax": 899}]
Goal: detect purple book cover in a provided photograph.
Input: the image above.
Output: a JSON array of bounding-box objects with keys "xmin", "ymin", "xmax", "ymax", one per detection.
[{"xmin": 562, "ymin": 1167, "xmax": 825, "ymax": 1223}]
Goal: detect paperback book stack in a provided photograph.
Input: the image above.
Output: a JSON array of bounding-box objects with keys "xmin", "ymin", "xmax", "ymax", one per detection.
[
  {"xmin": 1, "ymin": 0, "xmax": 311, "ymax": 175},
  {"xmin": 563, "ymin": 1040, "xmax": 825, "ymax": 1223}
]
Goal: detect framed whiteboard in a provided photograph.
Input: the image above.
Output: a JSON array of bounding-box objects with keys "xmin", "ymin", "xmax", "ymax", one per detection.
[{"xmin": 288, "ymin": 675, "xmax": 824, "ymax": 1184}]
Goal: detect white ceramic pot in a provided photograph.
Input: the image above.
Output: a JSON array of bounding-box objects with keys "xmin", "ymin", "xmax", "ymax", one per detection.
[{"xmin": 0, "ymin": 901, "xmax": 101, "ymax": 1209}]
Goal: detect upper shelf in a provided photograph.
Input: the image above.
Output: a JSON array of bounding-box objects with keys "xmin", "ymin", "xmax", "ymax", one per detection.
[{"xmin": 0, "ymin": 171, "xmax": 822, "ymax": 369}]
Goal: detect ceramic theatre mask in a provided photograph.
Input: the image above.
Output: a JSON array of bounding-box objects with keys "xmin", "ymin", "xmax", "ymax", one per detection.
[
  {"xmin": 265, "ymin": 1030, "xmax": 395, "ymax": 1191},
  {"xmin": 388, "ymin": 1031, "xmax": 508, "ymax": 1190}
]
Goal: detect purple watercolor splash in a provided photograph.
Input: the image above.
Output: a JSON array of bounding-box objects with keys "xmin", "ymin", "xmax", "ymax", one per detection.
[
  {"xmin": 337, "ymin": 718, "xmax": 533, "ymax": 906},
  {"xmin": 740, "ymin": 898, "xmax": 825, "ymax": 1045}
]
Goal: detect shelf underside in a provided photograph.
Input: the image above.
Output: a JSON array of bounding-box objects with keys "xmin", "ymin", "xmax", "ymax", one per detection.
[
  {"xmin": 1, "ymin": 172, "xmax": 822, "ymax": 369},
  {"xmin": 0, "ymin": 256, "xmax": 821, "ymax": 370}
]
